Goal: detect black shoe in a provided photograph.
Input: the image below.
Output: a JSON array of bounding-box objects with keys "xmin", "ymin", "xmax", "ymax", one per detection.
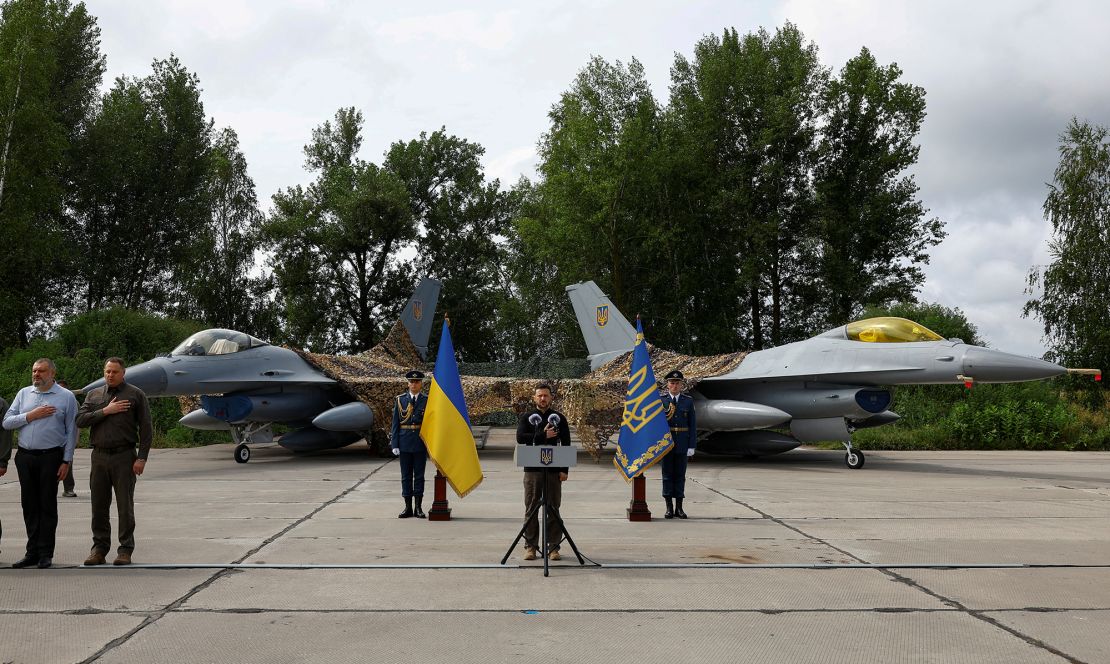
[
  {"xmin": 675, "ymin": 498, "xmax": 688, "ymax": 519},
  {"xmin": 12, "ymin": 556, "xmax": 38, "ymax": 569},
  {"xmin": 664, "ymin": 497, "xmax": 674, "ymax": 519},
  {"xmin": 413, "ymin": 497, "xmax": 426, "ymax": 519},
  {"xmin": 37, "ymin": 557, "xmax": 53, "ymax": 569},
  {"xmin": 398, "ymin": 496, "xmax": 413, "ymax": 518}
]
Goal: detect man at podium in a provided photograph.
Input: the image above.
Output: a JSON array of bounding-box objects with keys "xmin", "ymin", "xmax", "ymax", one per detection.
[{"xmin": 516, "ymin": 382, "xmax": 571, "ymax": 561}]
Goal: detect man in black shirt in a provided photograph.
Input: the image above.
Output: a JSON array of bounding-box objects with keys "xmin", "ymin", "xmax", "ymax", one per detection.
[
  {"xmin": 516, "ymin": 382, "xmax": 571, "ymax": 561},
  {"xmin": 76, "ymin": 358, "xmax": 152, "ymax": 566}
]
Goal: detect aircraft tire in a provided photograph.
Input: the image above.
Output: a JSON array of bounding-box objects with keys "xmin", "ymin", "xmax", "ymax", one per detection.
[
  {"xmin": 235, "ymin": 444, "xmax": 251, "ymax": 464},
  {"xmin": 845, "ymin": 449, "xmax": 865, "ymax": 469}
]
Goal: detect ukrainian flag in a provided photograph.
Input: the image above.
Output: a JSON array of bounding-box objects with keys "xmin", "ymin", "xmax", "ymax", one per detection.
[
  {"xmin": 614, "ymin": 318, "xmax": 674, "ymax": 481},
  {"xmin": 421, "ymin": 319, "xmax": 484, "ymax": 497}
]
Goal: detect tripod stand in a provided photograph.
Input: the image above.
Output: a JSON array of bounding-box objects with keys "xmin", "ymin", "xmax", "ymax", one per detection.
[{"xmin": 502, "ymin": 446, "xmax": 584, "ymax": 577}]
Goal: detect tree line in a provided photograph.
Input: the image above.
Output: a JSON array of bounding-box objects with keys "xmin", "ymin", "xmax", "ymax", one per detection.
[{"xmin": 1, "ymin": 1, "xmax": 1104, "ymax": 386}]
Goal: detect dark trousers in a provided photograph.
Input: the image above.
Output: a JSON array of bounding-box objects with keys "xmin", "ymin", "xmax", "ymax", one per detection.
[
  {"xmin": 398, "ymin": 450, "xmax": 427, "ymax": 497},
  {"xmin": 661, "ymin": 449, "xmax": 688, "ymax": 498},
  {"xmin": 62, "ymin": 457, "xmax": 75, "ymax": 492},
  {"xmin": 523, "ymin": 471, "xmax": 563, "ymax": 551},
  {"xmin": 15, "ymin": 447, "xmax": 64, "ymax": 559},
  {"xmin": 90, "ymin": 447, "xmax": 137, "ymax": 555}
]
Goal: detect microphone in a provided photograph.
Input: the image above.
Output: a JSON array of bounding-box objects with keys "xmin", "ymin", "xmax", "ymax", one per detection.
[
  {"xmin": 547, "ymin": 413, "xmax": 561, "ymax": 427},
  {"xmin": 528, "ymin": 412, "xmax": 542, "ymax": 445}
]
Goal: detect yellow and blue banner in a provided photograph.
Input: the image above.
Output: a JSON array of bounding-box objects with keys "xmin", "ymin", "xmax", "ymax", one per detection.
[
  {"xmin": 421, "ymin": 319, "xmax": 484, "ymax": 497},
  {"xmin": 613, "ymin": 318, "xmax": 673, "ymax": 481}
]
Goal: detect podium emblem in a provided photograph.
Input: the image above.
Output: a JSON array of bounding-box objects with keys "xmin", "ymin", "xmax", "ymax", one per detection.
[{"xmin": 540, "ymin": 447, "xmax": 554, "ymax": 465}]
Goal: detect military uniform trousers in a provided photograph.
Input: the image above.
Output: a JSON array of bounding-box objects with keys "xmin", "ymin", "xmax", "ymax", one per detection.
[
  {"xmin": 15, "ymin": 446, "xmax": 65, "ymax": 559},
  {"xmin": 90, "ymin": 446, "xmax": 137, "ymax": 555},
  {"xmin": 523, "ymin": 471, "xmax": 563, "ymax": 552},
  {"xmin": 661, "ymin": 447, "xmax": 689, "ymax": 499},
  {"xmin": 399, "ymin": 450, "xmax": 427, "ymax": 498}
]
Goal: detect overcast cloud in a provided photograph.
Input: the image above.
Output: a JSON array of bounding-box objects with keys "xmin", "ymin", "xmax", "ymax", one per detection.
[{"xmin": 84, "ymin": 0, "xmax": 1110, "ymax": 358}]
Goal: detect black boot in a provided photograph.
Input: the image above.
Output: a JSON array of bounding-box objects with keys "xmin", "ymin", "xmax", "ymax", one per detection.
[
  {"xmin": 398, "ymin": 496, "xmax": 413, "ymax": 518},
  {"xmin": 664, "ymin": 497, "xmax": 674, "ymax": 519},
  {"xmin": 675, "ymin": 498, "xmax": 688, "ymax": 519},
  {"xmin": 413, "ymin": 496, "xmax": 426, "ymax": 519}
]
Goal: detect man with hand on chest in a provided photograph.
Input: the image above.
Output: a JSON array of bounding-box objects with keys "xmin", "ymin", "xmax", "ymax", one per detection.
[{"xmin": 76, "ymin": 357, "xmax": 152, "ymax": 566}]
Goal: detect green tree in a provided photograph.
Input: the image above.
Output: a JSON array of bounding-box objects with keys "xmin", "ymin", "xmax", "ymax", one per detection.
[
  {"xmin": 173, "ymin": 127, "xmax": 273, "ymax": 337},
  {"xmin": 813, "ymin": 47, "xmax": 944, "ymax": 327},
  {"xmin": 1025, "ymin": 118, "xmax": 1110, "ymax": 381},
  {"xmin": 72, "ymin": 55, "xmax": 213, "ymax": 314},
  {"xmin": 0, "ymin": 0, "xmax": 103, "ymax": 348},
  {"xmin": 264, "ymin": 108, "xmax": 416, "ymax": 353},
  {"xmin": 511, "ymin": 56, "xmax": 666, "ymax": 355},
  {"xmin": 385, "ymin": 128, "xmax": 510, "ymax": 361},
  {"xmin": 668, "ymin": 24, "xmax": 826, "ymax": 350}
]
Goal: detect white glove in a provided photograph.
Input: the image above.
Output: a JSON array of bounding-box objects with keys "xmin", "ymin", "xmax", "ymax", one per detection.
[
  {"xmin": 686, "ymin": 448, "xmax": 695, "ymax": 457},
  {"xmin": 392, "ymin": 448, "xmax": 401, "ymax": 456}
]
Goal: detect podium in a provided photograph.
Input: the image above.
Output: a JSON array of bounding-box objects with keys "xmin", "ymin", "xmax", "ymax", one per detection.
[{"xmin": 501, "ymin": 445, "xmax": 584, "ymax": 576}]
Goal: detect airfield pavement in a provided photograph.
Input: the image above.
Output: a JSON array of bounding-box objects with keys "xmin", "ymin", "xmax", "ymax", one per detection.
[{"xmin": 4, "ymin": 429, "xmax": 1110, "ymax": 663}]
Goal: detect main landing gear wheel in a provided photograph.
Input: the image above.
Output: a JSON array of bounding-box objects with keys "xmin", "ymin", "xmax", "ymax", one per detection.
[
  {"xmin": 234, "ymin": 444, "xmax": 251, "ymax": 464},
  {"xmin": 845, "ymin": 449, "xmax": 865, "ymax": 469}
]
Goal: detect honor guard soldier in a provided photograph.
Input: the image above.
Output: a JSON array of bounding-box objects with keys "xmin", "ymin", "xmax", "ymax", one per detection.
[
  {"xmin": 660, "ymin": 370, "xmax": 696, "ymax": 519},
  {"xmin": 391, "ymin": 370, "xmax": 428, "ymax": 518}
]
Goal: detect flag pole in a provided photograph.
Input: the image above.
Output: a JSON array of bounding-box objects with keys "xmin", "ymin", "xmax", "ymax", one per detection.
[
  {"xmin": 429, "ymin": 313, "xmax": 453, "ymax": 521},
  {"xmin": 627, "ymin": 314, "xmax": 652, "ymax": 522}
]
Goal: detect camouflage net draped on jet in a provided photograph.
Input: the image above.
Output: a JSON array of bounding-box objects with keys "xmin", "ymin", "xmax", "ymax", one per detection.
[{"xmin": 294, "ymin": 321, "xmax": 748, "ymax": 457}]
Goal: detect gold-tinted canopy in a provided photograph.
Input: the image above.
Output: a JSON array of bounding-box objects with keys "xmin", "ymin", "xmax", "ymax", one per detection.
[{"xmin": 846, "ymin": 317, "xmax": 944, "ymax": 343}]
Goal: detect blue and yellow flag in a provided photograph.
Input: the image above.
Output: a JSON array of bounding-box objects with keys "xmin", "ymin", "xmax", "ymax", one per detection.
[
  {"xmin": 421, "ymin": 319, "xmax": 484, "ymax": 497},
  {"xmin": 614, "ymin": 319, "xmax": 674, "ymax": 481}
]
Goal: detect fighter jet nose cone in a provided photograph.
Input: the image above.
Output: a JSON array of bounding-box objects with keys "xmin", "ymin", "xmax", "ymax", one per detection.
[
  {"xmin": 121, "ymin": 361, "xmax": 169, "ymax": 395},
  {"xmin": 962, "ymin": 347, "xmax": 1067, "ymax": 383}
]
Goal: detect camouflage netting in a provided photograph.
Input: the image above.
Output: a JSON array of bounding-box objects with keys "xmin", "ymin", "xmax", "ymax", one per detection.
[{"xmin": 290, "ymin": 321, "xmax": 748, "ymax": 458}]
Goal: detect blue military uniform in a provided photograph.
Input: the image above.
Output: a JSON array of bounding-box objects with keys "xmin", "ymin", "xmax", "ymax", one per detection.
[
  {"xmin": 390, "ymin": 370, "xmax": 428, "ymax": 518},
  {"xmin": 660, "ymin": 370, "xmax": 696, "ymax": 519}
]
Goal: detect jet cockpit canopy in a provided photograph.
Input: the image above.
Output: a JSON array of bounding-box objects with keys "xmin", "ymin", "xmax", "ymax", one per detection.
[
  {"xmin": 172, "ymin": 329, "xmax": 269, "ymax": 356},
  {"xmin": 845, "ymin": 317, "xmax": 944, "ymax": 343}
]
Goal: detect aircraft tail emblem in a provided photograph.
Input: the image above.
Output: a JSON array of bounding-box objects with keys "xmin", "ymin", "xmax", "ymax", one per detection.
[
  {"xmin": 565, "ymin": 281, "xmax": 637, "ymax": 370},
  {"xmin": 400, "ymin": 278, "xmax": 441, "ymax": 360}
]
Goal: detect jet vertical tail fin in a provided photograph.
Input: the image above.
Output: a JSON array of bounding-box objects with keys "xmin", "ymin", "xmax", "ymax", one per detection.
[
  {"xmin": 402, "ymin": 278, "xmax": 442, "ymax": 359},
  {"xmin": 565, "ymin": 280, "xmax": 638, "ymax": 370}
]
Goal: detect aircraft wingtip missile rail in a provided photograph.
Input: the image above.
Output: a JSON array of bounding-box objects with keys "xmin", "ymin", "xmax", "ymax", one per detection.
[{"xmin": 1067, "ymin": 368, "xmax": 1103, "ymax": 382}]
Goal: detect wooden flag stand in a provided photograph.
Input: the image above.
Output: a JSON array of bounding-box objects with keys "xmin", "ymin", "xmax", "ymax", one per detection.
[
  {"xmin": 627, "ymin": 475, "xmax": 652, "ymax": 521},
  {"xmin": 428, "ymin": 471, "xmax": 451, "ymax": 521}
]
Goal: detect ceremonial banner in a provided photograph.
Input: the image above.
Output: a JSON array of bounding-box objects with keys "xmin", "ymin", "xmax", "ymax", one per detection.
[
  {"xmin": 421, "ymin": 320, "xmax": 484, "ymax": 496},
  {"xmin": 613, "ymin": 319, "xmax": 674, "ymax": 481}
]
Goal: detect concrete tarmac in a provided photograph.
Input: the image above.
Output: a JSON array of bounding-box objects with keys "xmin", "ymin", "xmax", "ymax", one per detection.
[{"xmin": 3, "ymin": 430, "xmax": 1110, "ymax": 663}]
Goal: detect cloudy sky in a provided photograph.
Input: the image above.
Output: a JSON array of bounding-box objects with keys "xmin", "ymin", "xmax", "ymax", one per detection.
[{"xmin": 84, "ymin": 0, "xmax": 1110, "ymax": 358}]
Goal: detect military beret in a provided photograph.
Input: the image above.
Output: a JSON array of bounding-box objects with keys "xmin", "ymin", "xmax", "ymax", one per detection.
[
  {"xmin": 405, "ymin": 370, "xmax": 426, "ymax": 380},
  {"xmin": 664, "ymin": 370, "xmax": 685, "ymax": 382}
]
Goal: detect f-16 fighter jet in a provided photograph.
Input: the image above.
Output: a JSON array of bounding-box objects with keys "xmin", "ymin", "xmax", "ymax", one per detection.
[
  {"xmin": 79, "ymin": 279, "xmax": 441, "ymax": 463},
  {"xmin": 566, "ymin": 281, "xmax": 1066, "ymax": 468}
]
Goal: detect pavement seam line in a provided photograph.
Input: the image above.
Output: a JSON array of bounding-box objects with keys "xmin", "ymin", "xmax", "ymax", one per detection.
[
  {"xmin": 695, "ymin": 478, "xmax": 1090, "ymax": 664},
  {"xmin": 76, "ymin": 458, "xmax": 393, "ymax": 664}
]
